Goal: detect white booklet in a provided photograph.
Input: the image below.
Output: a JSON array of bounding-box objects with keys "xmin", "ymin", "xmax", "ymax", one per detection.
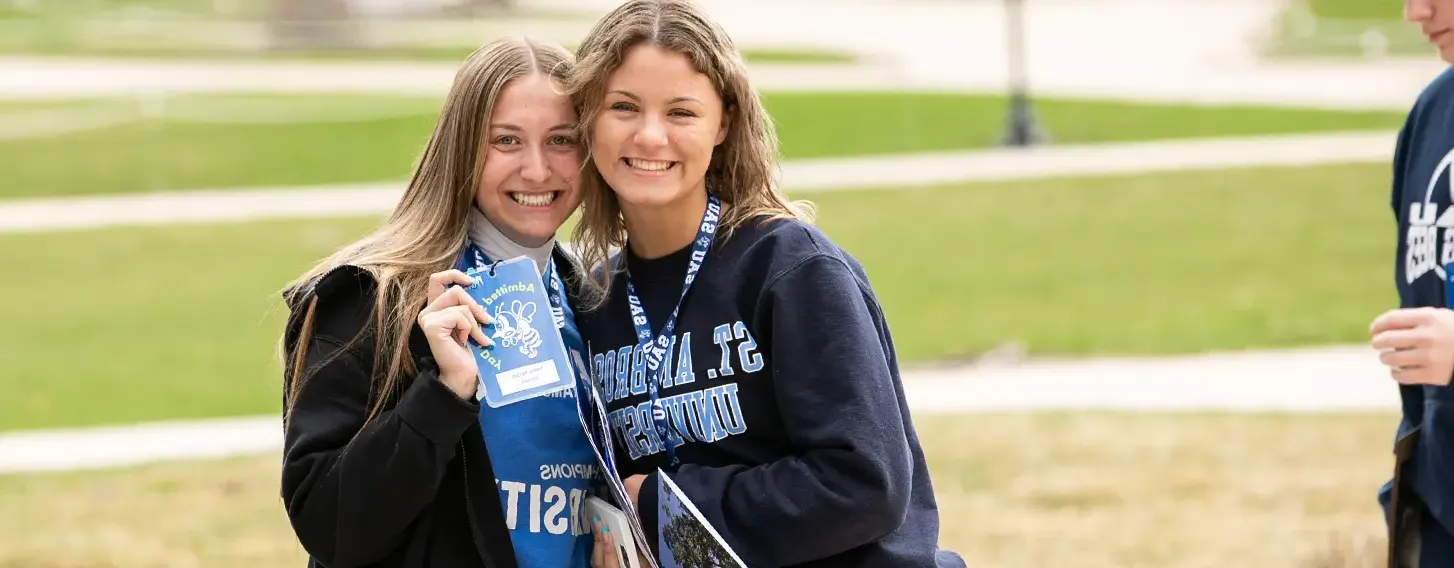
[{"xmin": 571, "ymin": 352, "xmax": 659, "ymax": 567}]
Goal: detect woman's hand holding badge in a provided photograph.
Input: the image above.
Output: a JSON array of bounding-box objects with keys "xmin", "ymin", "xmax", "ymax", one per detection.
[{"xmin": 419, "ymin": 269, "xmax": 493, "ymax": 399}]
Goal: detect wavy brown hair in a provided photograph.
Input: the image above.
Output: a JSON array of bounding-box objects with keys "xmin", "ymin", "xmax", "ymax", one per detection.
[
  {"xmin": 565, "ymin": 0, "xmax": 815, "ymax": 311},
  {"xmin": 279, "ymin": 37, "xmax": 573, "ymax": 426}
]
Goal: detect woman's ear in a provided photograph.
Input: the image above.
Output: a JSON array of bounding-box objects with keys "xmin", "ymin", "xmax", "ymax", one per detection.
[{"xmin": 715, "ymin": 104, "xmax": 733, "ymax": 146}]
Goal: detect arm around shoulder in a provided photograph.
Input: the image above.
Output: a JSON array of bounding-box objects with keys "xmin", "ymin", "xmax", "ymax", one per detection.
[{"xmin": 280, "ymin": 272, "xmax": 482, "ymax": 566}]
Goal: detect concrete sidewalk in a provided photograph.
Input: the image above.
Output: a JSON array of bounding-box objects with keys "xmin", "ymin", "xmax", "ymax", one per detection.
[
  {"xmin": 0, "ymin": 54, "xmax": 1437, "ymax": 111},
  {"xmin": 0, "ymin": 130, "xmax": 1396, "ymax": 234},
  {"xmin": 904, "ymin": 344, "xmax": 1397, "ymax": 414},
  {"xmin": 0, "ymin": 343, "xmax": 1397, "ymax": 475},
  {"xmin": 0, "ymin": 56, "xmax": 908, "ymax": 99},
  {"xmin": 0, "ymin": 0, "xmax": 1440, "ymax": 110}
]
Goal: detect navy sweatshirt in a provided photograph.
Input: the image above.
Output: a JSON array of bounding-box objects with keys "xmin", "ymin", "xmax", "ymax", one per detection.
[
  {"xmin": 577, "ymin": 214, "xmax": 965, "ymax": 568},
  {"xmin": 1384, "ymin": 64, "xmax": 1454, "ymax": 562}
]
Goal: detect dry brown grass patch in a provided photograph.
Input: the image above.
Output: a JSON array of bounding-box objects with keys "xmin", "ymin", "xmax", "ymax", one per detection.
[{"xmin": 0, "ymin": 412, "xmax": 1402, "ymax": 567}]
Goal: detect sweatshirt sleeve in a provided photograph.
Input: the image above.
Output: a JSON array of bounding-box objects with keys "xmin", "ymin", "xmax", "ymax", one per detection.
[
  {"xmin": 656, "ymin": 253, "xmax": 915, "ymax": 566},
  {"xmin": 280, "ymin": 290, "xmax": 482, "ymax": 566},
  {"xmin": 1392, "ymin": 115, "xmax": 1414, "ymax": 219}
]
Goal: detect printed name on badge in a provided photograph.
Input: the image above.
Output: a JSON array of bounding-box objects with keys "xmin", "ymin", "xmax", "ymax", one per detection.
[{"xmin": 496, "ymin": 359, "xmax": 563, "ymax": 396}]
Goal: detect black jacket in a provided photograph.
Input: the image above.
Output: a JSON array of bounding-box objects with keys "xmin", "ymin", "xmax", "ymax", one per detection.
[{"xmin": 278, "ymin": 247, "xmax": 583, "ymax": 568}]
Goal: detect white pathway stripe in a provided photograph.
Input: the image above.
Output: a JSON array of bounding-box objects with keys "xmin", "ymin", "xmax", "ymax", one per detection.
[
  {"xmin": 0, "ymin": 344, "xmax": 1398, "ymax": 475},
  {"xmin": 0, "ymin": 104, "xmax": 145, "ymax": 141},
  {"xmin": 0, "ymin": 417, "xmax": 282, "ymax": 475},
  {"xmin": 905, "ymin": 345, "xmax": 1399, "ymax": 414},
  {"xmin": 0, "ymin": 131, "xmax": 1397, "ymax": 234},
  {"xmin": 783, "ymin": 130, "xmax": 1395, "ymax": 191},
  {"xmin": 0, "ymin": 184, "xmax": 405, "ymax": 233},
  {"xmin": 0, "ymin": 97, "xmax": 444, "ymax": 141},
  {"xmin": 0, "ymin": 57, "xmax": 904, "ymax": 99}
]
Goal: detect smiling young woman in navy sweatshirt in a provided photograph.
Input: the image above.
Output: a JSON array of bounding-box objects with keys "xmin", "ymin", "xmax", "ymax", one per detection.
[{"xmin": 562, "ymin": 2, "xmax": 966, "ymax": 567}]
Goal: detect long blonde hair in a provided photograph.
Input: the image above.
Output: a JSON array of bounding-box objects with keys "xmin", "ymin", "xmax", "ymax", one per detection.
[
  {"xmin": 565, "ymin": 0, "xmax": 815, "ymax": 311},
  {"xmin": 279, "ymin": 37, "xmax": 574, "ymax": 425}
]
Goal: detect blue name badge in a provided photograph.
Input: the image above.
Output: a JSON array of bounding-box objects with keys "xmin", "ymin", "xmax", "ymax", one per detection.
[{"xmin": 462, "ymin": 256, "xmax": 574, "ymax": 408}]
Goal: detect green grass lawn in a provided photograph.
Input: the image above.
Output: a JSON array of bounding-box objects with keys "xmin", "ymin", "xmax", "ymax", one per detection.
[
  {"xmin": 1305, "ymin": 0, "xmax": 1400, "ymax": 20},
  {"xmin": 0, "ymin": 162, "xmax": 1396, "ymax": 431},
  {"xmin": 0, "ymin": 92, "xmax": 1405, "ymax": 199},
  {"xmin": 828, "ymin": 163, "xmax": 1391, "ymax": 360}
]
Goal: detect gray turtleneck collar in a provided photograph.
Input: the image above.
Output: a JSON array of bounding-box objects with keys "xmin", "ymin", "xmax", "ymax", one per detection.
[{"xmin": 466, "ymin": 206, "xmax": 554, "ymax": 274}]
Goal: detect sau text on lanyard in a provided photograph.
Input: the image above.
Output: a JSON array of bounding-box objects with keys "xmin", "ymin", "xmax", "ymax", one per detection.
[{"xmin": 622, "ymin": 193, "xmax": 721, "ymax": 470}]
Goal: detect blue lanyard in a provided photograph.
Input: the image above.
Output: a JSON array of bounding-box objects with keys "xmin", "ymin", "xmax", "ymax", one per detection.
[{"xmin": 623, "ymin": 193, "xmax": 721, "ymax": 469}]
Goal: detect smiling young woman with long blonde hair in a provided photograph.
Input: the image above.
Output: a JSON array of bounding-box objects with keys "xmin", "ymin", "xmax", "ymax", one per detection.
[
  {"xmin": 278, "ymin": 37, "xmax": 601, "ymax": 568},
  {"xmin": 566, "ymin": 2, "xmax": 966, "ymax": 567}
]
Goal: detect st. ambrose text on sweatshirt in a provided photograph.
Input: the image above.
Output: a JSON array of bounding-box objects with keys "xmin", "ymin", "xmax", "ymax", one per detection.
[{"xmin": 577, "ymin": 215, "xmax": 966, "ymax": 568}]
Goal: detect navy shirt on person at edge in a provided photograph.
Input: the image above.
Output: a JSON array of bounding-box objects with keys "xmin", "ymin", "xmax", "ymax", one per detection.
[{"xmin": 1385, "ymin": 64, "xmax": 1454, "ymax": 563}]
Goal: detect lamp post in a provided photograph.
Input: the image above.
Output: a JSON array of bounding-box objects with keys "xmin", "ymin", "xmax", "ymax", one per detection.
[{"xmin": 1000, "ymin": 0, "xmax": 1047, "ymax": 147}]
